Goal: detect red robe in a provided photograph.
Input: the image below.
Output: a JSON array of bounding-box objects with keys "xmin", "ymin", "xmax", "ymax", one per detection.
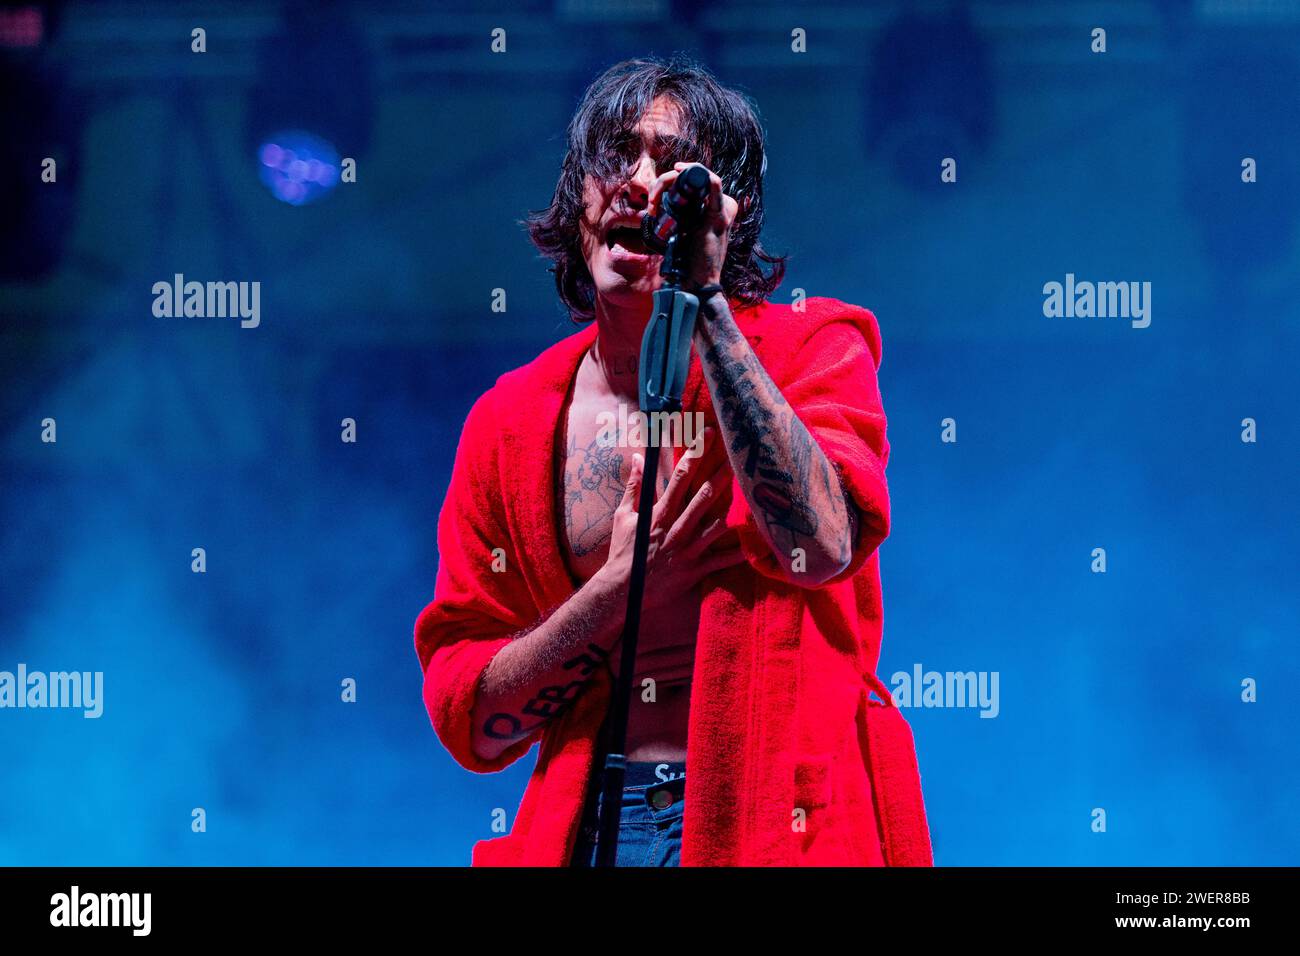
[{"xmin": 415, "ymin": 296, "xmax": 933, "ymax": 866}]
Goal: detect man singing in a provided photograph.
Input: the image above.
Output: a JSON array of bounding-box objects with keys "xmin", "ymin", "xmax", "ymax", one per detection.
[{"xmin": 415, "ymin": 56, "xmax": 932, "ymax": 866}]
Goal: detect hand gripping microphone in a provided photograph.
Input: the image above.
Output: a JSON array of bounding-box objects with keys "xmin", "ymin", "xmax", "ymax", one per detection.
[{"xmin": 640, "ymin": 163, "xmax": 712, "ymax": 254}]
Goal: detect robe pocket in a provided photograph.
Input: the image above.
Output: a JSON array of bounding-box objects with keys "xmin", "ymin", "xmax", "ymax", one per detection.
[
  {"xmin": 794, "ymin": 754, "xmax": 834, "ymax": 810},
  {"xmin": 793, "ymin": 754, "xmax": 837, "ymax": 858}
]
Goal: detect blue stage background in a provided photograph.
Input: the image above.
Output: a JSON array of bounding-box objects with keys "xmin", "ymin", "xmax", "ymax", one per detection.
[{"xmin": 1, "ymin": 1, "xmax": 1296, "ymax": 865}]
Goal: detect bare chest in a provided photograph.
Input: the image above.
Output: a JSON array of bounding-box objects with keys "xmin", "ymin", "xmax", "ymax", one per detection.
[
  {"xmin": 557, "ymin": 392, "xmax": 675, "ymax": 584},
  {"xmin": 554, "ymin": 354, "xmax": 703, "ymax": 741}
]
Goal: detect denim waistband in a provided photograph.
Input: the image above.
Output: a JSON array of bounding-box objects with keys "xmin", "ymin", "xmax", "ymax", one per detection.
[
  {"xmin": 572, "ymin": 762, "xmax": 687, "ymax": 866},
  {"xmin": 617, "ymin": 760, "xmax": 686, "ymax": 790},
  {"xmin": 585, "ymin": 762, "xmax": 686, "ymax": 823}
]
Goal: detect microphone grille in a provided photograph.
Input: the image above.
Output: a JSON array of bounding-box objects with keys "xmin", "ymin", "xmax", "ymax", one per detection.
[{"xmin": 678, "ymin": 163, "xmax": 711, "ymax": 199}]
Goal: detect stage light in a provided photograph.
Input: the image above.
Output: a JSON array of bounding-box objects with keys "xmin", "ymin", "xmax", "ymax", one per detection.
[
  {"xmin": 244, "ymin": 1, "xmax": 372, "ymax": 208},
  {"xmin": 257, "ymin": 130, "xmax": 341, "ymax": 206}
]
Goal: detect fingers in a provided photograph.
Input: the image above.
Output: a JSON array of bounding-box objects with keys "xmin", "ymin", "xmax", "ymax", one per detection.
[
  {"xmin": 673, "ymin": 163, "xmax": 728, "ymax": 221},
  {"xmin": 678, "ymin": 444, "xmax": 733, "ymax": 530},
  {"xmin": 719, "ymin": 192, "xmax": 739, "ymax": 230},
  {"xmin": 705, "ymin": 169, "xmax": 724, "ymax": 217},
  {"xmin": 648, "ymin": 169, "xmax": 680, "ymax": 216},
  {"xmin": 653, "ymin": 426, "xmax": 717, "ymax": 524},
  {"xmin": 619, "ymin": 452, "xmax": 644, "ymax": 513},
  {"xmin": 687, "ymin": 516, "xmax": 733, "ymax": 555},
  {"xmin": 653, "ymin": 442, "xmax": 698, "ymax": 525},
  {"xmin": 660, "ymin": 163, "xmax": 737, "ymax": 226},
  {"xmin": 694, "ymin": 545, "xmax": 748, "ymax": 580},
  {"xmin": 677, "ymin": 425, "xmax": 727, "ymax": 491},
  {"xmin": 668, "ymin": 472, "xmax": 727, "ymax": 545}
]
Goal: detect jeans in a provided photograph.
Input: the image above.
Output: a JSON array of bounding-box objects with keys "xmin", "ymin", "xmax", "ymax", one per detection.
[{"xmin": 571, "ymin": 761, "xmax": 686, "ymax": 867}]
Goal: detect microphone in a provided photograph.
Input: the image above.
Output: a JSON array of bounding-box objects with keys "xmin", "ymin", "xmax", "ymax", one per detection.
[{"xmin": 640, "ymin": 163, "xmax": 711, "ymax": 253}]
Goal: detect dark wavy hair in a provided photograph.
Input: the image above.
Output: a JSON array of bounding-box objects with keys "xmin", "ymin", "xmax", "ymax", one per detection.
[{"xmin": 526, "ymin": 55, "xmax": 786, "ymax": 322}]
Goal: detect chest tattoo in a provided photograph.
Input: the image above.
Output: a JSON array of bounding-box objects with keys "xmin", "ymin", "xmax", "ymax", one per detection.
[{"xmin": 561, "ymin": 435, "xmax": 626, "ymax": 557}]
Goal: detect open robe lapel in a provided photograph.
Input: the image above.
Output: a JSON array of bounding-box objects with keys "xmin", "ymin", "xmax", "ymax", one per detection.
[
  {"xmin": 493, "ymin": 322, "xmax": 613, "ymax": 865},
  {"xmin": 498, "ymin": 321, "xmax": 595, "ymax": 616}
]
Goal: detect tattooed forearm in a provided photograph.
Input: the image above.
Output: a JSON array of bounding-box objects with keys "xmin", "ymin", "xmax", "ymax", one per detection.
[
  {"xmin": 749, "ymin": 410, "xmax": 824, "ymax": 541},
  {"xmin": 695, "ymin": 296, "xmax": 855, "ymax": 583},
  {"xmin": 481, "ymin": 641, "xmax": 610, "ymax": 741},
  {"xmin": 469, "ymin": 568, "xmax": 626, "ymax": 762}
]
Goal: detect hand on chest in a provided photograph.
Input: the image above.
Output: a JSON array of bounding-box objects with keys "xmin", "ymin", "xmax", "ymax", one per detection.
[
  {"xmin": 556, "ymin": 352, "xmax": 718, "ymax": 582},
  {"xmin": 558, "ymin": 399, "xmax": 678, "ymax": 580}
]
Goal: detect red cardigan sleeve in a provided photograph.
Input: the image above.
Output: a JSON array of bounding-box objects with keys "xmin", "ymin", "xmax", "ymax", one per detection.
[
  {"xmin": 725, "ymin": 302, "xmax": 891, "ymax": 586},
  {"xmin": 414, "ymin": 389, "xmax": 544, "ymax": 773}
]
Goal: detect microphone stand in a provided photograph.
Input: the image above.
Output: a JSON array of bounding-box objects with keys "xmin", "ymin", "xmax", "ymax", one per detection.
[{"xmin": 592, "ymin": 218, "xmax": 703, "ymax": 867}]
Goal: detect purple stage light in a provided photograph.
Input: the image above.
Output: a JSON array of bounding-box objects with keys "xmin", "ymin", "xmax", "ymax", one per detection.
[{"xmin": 257, "ymin": 130, "xmax": 341, "ymax": 206}]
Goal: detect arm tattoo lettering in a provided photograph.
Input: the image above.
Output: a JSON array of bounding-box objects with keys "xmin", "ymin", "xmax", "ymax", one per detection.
[{"xmin": 481, "ymin": 642, "xmax": 610, "ymax": 741}]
